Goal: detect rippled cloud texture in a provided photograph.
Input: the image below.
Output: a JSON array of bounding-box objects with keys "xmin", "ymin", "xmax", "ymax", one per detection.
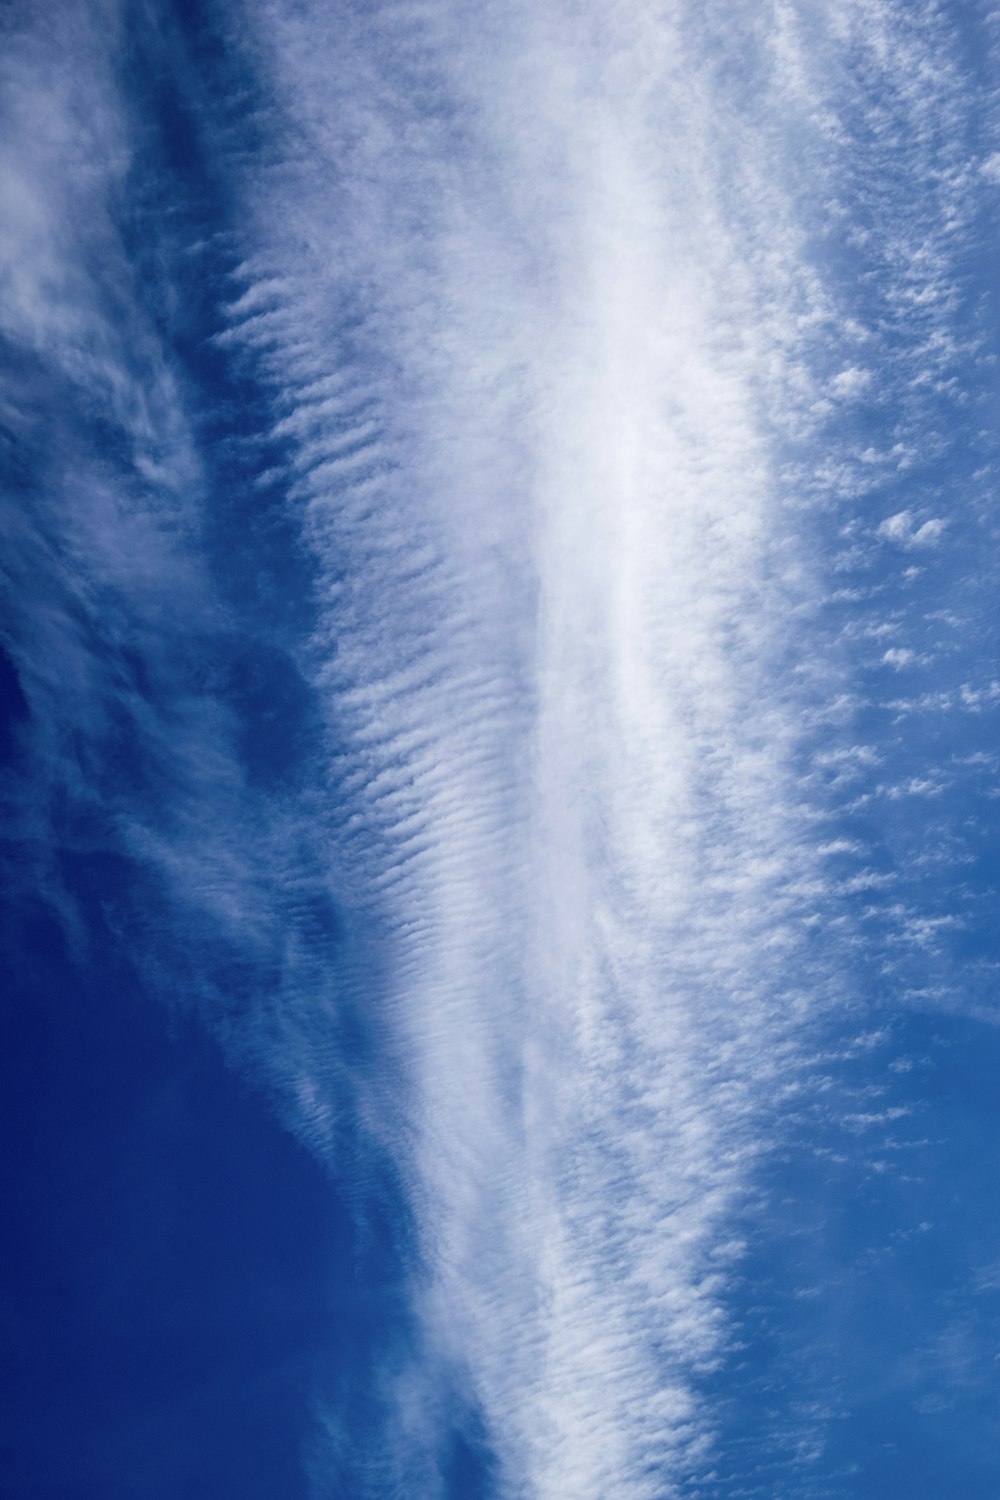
[{"xmin": 2, "ymin": 1, "xmax": 999, "ymax": 1496}]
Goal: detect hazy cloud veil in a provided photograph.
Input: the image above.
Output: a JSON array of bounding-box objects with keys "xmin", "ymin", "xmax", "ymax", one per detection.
[{"xmin": 2, "ymin": 0, "xmax": 998, "ymax": 1496}]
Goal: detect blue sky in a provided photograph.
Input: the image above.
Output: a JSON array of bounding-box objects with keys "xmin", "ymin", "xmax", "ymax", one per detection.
[{"xmin": 1, "ymin": 0, "xmax": 999, "ymax": 1496}]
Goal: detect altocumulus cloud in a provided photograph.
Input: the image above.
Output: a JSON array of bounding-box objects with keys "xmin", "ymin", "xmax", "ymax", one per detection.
[{"xmin": 2, "ymin": 1, "xmax": 999, "ymax": 1497}]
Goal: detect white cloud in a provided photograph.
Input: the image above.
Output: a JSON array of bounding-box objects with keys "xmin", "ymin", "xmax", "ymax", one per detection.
[
  {"xmin": 817, "ymin": 838, "xmax": 864, "ymax": 856},
  {"xmin": 197, "ymin": 0, "xmax": 994, "ymax": 1490},
  {"xmin": 830, "ymin": 365, "xmax": 872, "ymax": 399},
  {"xmin": 877, "ymin": 510, "xmax": 948, "ymax": 548},
  {"xmin": 3, "ymin": 0, "xmax": 991, "ymax": 1493},
  {"xmin": 981, "ymin": 152, "xmax": 1000, "ymax": 185},
  {"xmin": 196, "ymin": 0, "xmax": 993, "ymax": 1488}
]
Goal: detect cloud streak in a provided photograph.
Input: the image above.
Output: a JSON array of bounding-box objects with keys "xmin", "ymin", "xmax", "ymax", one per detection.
[
  {"xmin": 205, "ymin": 1, "xmax": 943, "ymax": 1490},
  {"xmin": 2, "ymin": 0, "xmax": 998, "ymax": 1495}
]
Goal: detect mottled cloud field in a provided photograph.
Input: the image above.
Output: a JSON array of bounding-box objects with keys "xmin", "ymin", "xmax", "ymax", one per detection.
[{"xmin": 2, "ymin": 1, "xmax": 998, "ymax": 1496}]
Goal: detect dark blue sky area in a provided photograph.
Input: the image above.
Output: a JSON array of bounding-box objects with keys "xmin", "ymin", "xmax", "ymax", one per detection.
[{"xmin": 0, "ymin": 890, "xmax": 335, "ymax": 1500}]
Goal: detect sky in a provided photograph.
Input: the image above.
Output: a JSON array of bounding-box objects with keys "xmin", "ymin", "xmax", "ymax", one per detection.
[{"xmin": 1, "ymin": 0, "xmax": 999, "ymax": 1496}]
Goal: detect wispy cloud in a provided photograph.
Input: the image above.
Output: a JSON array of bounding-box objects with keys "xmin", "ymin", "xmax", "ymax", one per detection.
[
  {"xmin": 877, "ymin": 510, "xmax": 948, "ymax": 548},
  {"xmin": 202, "ymin": 0, "xmax": 989, "ymax": 1491},
  {"xmin": 2, "ymin": 0, "xmax": 998, "ymax": 1495}
]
